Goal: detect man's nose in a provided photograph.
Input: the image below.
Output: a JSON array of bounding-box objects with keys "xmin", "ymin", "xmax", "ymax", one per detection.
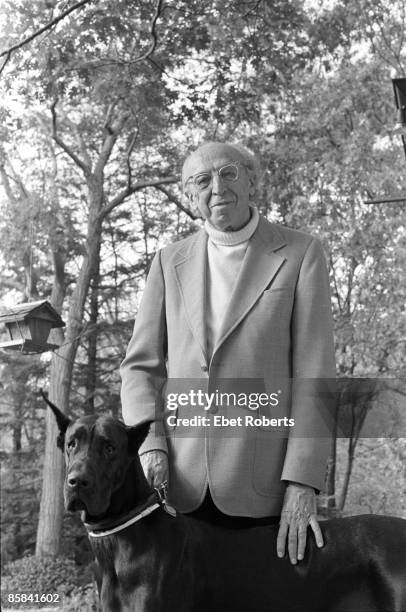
[{"xmin": 211, "ymin": 173, "xmax": 226, "ymax": 194}]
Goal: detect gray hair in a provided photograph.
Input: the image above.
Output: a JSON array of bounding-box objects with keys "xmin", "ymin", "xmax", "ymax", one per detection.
[{"xmin": 229, "ymin": 143, "xmax": 260, "ymax": 193}]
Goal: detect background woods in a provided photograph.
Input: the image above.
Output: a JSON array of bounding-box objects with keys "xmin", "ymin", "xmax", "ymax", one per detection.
[{"xmin": 0, "ymin": 0, "xmax": 405, "ymax": 601}]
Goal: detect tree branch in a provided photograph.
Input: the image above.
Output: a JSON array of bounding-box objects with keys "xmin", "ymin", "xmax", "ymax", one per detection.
[
  {"xmin": 0, "ymin": 0, "xmax": 95, "ymax": 75},
  {"xmin": 65, "ymin": 118, "xmax": 93, "ymax": 170},
  {"xmin": 0, "ymin": 276, "xmax": 25, "ymax": 292},
  {"xmin": 100, "ymin": 176, "xmax": 178, "ymax": 220},
  {"xmin": 329, "ymin": 255, "xmax": 343, "ymax": 314},
  {"xmin": 0, "ymin": 161, "xmax": 18, "ymax": 204},
  {"xmin": 125, "ymin": 130, "xmax": 139, "ymax": 190},
  {"xmin": 0, "ymin": 154, "xmax": 32, "ymax": 203},
  {"xmin": 241, "ymin": 0, "xmax": 264, "ymax": 19},
  {"xmin": 129, "ymin": 0, "xmax": 163, "ymax": 64},
  {"xmin": 73, "ymin": 0, "xmax": 163, "ymax": 70},
  {"xmin": 93, "ymin": 111, "xmax": 129, "ymax": 179},
  {"xmin": 154, "ymin": 184, "xmax": 201, "ymax": 220},
  {"xmin": 51, "ymin": 100, "xmax": 91, "ymax": 176}
]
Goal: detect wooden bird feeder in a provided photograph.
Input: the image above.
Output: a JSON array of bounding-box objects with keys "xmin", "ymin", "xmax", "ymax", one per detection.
[
  {"xmin": 0, "ymin": 300, "xmax": 65, "ymax": 354},
  {"xmin": 364, "ymin": 77, "xmax": 406, "ymax": 204}
]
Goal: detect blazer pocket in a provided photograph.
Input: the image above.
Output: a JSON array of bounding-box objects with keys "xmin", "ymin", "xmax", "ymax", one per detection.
[
  {"xmin": 263, "ymin": 286, "xmax": 294, "ymax": 293},
  {"xmin": 257, "ymin": 287, "xmax": 294, "ymax": 323}
]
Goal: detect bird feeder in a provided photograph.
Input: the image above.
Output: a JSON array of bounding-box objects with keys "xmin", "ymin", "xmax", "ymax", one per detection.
[
  {"xmin": 364, "ymin": 78, "xmax": 406, "ymax": 204},
  {"xmin": 0, "ymin": 300, "xmax": 65, "ymax": 354}
]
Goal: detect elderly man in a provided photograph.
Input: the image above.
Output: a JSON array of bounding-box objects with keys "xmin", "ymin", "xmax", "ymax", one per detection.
[{"xmin": 120, "ymin": 142, "xmax": 336, "ymax": 565}]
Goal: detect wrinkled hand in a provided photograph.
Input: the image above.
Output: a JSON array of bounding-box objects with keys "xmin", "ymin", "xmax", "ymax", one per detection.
[
  {"xmin": 277, "ymin": 483, "xmax": 323, "ymax": 565},
  {"xmin": 140, "ymin": 450, "xmax": 169, "ymax": 488}
]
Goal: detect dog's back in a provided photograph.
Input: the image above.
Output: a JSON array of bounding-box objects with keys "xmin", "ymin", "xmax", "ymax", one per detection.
[{"xmin": 177, "ymin": 513, "xmax": 406, "ymax": 612}]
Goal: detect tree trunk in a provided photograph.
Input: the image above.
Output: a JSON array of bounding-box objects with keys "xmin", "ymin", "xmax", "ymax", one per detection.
[
  {"xmin": 36, "ymin": 179, "xmax": 103, "ymax": 557},
  {"xmin": 324, "ymin": 399, "xmax": 340, "ymax": 516},
  {"xmin": 85, "ymin": 262, "xmax": 100, "ymax": 414},
  {"xmin": 35, "ymin": 381, "xmax": 66, "ymax": 558},
  {"xmin": 338, "ymin": 436, "xmax": 356, "ymax": 511},
  {"xmin": 324, "ymin": 435, "xmax": 337, "ymax": 516},
  {"xmin": 12, "ymin": 417, "xmax": 23, "ymax": 557},
  {"xmin": 36, "ymin": 222, "xmax": 68, "ymax": 557},
  {"xmin": 36, "ymin": 111, "xmax": 127, "ymax": 556}
]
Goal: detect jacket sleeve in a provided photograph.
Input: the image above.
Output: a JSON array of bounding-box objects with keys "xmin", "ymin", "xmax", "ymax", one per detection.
[
  {"xmin": 120, "ymin": 250, "xmax": 168, "ymax": 454},
  {"xmin": 281, "ymin": 237, "xmax": 336, "ymax": 491}
]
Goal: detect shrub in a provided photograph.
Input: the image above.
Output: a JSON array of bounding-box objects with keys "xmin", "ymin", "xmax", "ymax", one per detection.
[
  {"xmin": 2, "ymin": 554, "xmax": 92, "ymax": 597},
  {"xmin": 63, "ymin": 583, "xmax": 99, "ymax": 612}
]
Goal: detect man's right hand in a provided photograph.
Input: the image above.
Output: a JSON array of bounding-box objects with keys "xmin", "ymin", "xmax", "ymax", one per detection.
[{"xmin": 140, "ymin": 450, "xmax": 169, "ymax": 488}]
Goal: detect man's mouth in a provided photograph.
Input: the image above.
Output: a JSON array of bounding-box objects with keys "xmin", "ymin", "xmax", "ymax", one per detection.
[{"xmin": 211, "ymin": 201, "xmax": 233, "ymax": 208}]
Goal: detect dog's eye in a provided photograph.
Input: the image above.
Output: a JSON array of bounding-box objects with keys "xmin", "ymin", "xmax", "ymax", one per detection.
[
  {"xmin": 67, "ymin": 439, "xmax": 76, "ymax": 450},
  {"xmin": 105, "ymin": 443, "xmax": 115, "ymax": 455}
]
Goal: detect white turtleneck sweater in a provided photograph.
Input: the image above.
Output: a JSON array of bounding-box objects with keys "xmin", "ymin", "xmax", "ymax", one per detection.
[{"xmin": 204, "ymin": 206, "xmax": 260, "ymax": 358}]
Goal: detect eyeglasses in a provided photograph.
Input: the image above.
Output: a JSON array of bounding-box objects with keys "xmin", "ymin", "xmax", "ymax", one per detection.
[{"xmin": 185, "ymin": 162, "xmax": 245, "ymax": 191}]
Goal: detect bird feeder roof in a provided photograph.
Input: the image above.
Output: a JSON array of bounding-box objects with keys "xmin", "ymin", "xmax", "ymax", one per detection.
[{"xmin": 0, "ymin": 300, "xmax": 65, "ymax": 328}]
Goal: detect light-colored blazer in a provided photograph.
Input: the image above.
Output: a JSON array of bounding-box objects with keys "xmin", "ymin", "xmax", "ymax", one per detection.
[{"xmin": 120, "ymin": 216, "xmax": 336, "ymax": 516}]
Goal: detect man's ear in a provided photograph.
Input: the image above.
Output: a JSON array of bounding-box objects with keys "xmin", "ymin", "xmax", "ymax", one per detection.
[
  {"xmin": 40, "ymin": 389, "xmax": 71, "ymax": 450},
  {"xmin": 183, "ymin": 188, "xmax": 195, "ymax": 207},
  {"xmin": 126, "ymin": 420, "xmax": 152, "ymax": 456},
  {"xmin": 248, "ymin": 176, "xmax": 257, "ymax": 199}
]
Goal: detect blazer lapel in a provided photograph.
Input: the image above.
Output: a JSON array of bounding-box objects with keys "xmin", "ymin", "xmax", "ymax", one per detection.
[
  {"xmin": 173, "ymin": 230, "xmax": 208, "ymax": 364},
  {"xmin": 213, "ymin": 218, "xmax": 287, "ymax": 355}
]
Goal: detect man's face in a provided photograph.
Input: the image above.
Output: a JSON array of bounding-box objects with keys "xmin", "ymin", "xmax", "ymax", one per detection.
[{"xmin": 183, "ymin": 143, "xmax": 253, "ymax": 231}]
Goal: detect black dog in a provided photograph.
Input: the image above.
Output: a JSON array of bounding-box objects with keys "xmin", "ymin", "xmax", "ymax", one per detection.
[{"xmin": 43, "ymin": 394, "xmax": 406, "ymax": 612}]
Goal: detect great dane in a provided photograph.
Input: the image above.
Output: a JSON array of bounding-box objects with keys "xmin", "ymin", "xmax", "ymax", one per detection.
[{"xmin": 43, "ymin": 393, "xmax": 406, "ymax": 612}]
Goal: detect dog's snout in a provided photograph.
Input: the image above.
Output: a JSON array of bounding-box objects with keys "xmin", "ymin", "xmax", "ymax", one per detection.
[
  {"xmin": 67, "ymin": 466, "xmax": 93, "ymax": 490},
  {"xmin": 68, "ymin": 474, "xmax": 90, "ymax": 488}
]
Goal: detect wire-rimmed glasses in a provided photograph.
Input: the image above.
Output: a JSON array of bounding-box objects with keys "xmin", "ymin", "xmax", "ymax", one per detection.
[{"xmin": 185, "ymin": 161, "xmax": 245, "ymax": 191}]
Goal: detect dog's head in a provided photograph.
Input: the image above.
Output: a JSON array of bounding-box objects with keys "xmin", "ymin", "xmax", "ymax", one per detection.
[{"xmin": 41, "ymin": 391, "xmax": 151, "ymax": 520}]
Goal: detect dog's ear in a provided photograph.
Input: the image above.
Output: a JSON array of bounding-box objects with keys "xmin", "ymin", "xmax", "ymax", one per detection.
[
  {"xmin": 40, "ymin": 389, "xmax": 71, "ymax": 450},
  {"xmin": 126, "ymin": 420, "xmax": 152, "ymax": 455}
]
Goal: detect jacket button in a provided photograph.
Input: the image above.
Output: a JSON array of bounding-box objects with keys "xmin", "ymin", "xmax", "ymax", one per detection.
[{"xmin": 201, "ymin": 365, "xmax": 208, "ymax": 372}]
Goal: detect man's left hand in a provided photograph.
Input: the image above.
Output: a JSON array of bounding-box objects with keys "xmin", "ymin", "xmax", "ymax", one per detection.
[{"xmin": 277, "ymin": 482, "xmax": 323, "ymax": 565}]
